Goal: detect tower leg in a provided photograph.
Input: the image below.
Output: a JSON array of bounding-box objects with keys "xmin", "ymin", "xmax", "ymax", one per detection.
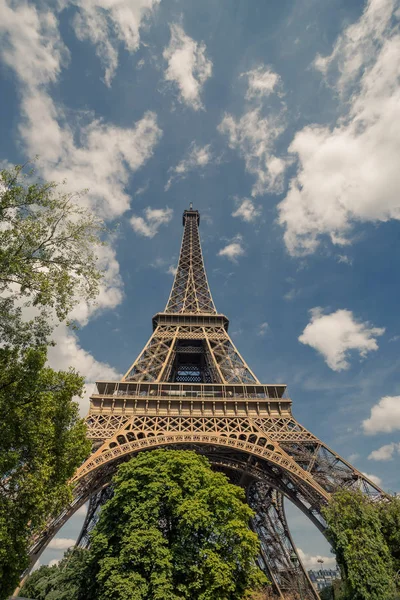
[
  {"xmin": 249, "ymin": 483, "xmax": 320, "ymax": 600},
  {"xmin": 76, "ymin": 486, "xmax": 113, "ymax": 548}
]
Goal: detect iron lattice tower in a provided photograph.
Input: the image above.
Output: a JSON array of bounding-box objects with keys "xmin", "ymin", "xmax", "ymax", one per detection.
[{"xmin": 28, "ymin": 208, "xmax": 386, "ymax": 598}]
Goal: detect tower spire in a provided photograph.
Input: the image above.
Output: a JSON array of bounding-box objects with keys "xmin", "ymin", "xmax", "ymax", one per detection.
[{"xmin": 165, "ymin": 207, "xmax": 216, "ymax": 314}]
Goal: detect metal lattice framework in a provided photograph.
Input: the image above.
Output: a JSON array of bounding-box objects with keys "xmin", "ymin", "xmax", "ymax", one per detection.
[
  {"xmin": 165, "ymin": 208, "xmax": 216, "ymax": 314},
  {"xmin": 25, "ymin": 207, "xmax": 388, "ymax": 598}
]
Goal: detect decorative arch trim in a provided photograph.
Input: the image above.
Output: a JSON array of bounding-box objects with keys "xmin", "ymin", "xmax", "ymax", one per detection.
[{"xmin": 72, "ymin": 432, "xmax": 330, "ymax": 501}]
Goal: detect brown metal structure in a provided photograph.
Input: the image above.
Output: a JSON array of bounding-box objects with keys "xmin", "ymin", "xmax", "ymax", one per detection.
[{"xmin": 28, "ymin": 207, "xmax": 386, "ymax": 598}]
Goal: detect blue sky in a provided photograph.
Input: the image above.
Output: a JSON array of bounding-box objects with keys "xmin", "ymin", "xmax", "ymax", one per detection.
[{"xmin": 1, "ymin": 0, "xmax": 400, "ymax": 571}]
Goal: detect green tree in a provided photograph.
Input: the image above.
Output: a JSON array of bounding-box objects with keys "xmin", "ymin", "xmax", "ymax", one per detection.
[
  {"xmin": 0, "ymin": 163, "xmax": 105, "ymax": 345},
  {"xmin": 320, "ymin": 580, "xmax": 344, "ymax": 600},
  {"xmin": 377, "ymin": 495, "xmax": 400, "ymax": 574},
  {"xmin": 0, "ymin": 164, "xmax": 106, "ymax": 598},
  {"xmin": 22, "ymin": 450, "xmax": 269, "ymax": 600},
  {"xmin": 20, "ymin": 548, "xmax": 91, "ymax": 600},
  {"xmin": 87, "ymin": 450, "xmax": 268, "ymax": 600},
  {"xmin": 0, "ymin": 346, "xmax": 91, "ymax": 598},
  {"xmin": 323, "ymin": 489, "xmax": 397, "ymax": 600}
]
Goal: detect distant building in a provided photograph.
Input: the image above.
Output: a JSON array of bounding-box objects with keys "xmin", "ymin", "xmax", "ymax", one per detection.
[{"xmin": 308, "ymin": 567, "xmax": 341, "ymax": 591}]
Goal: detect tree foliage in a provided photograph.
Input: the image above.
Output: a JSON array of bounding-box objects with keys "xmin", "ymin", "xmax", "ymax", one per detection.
[
  {"xmin": 21, "ymin": 548, "xmax": 91, "ymax": 600},
  {"xmin": 323, "ymin": 489, "xmax": 400, "ymax": 600},
  {"xmin": 22, "ymin": 450, "xmax": 269, "ymax": 600},
  {"xmin": 0, "ymin": 346, "xmax": 91, "ymax": 599},
  {"xmin": 0, "ymin": 163, "xmax": 105, "ymax": 345},
  {"xmin": 0, "ymin": 164, "xmax": 106, "ymax": 599},
  {"xmin": 377, "ymin": 495, "xmax": 400, "ymax": 574}
]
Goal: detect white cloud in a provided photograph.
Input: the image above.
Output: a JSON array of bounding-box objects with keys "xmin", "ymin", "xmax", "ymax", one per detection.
[
  {"xmin": 0, "ymin": 2, "xmax": 162, "ymax": 220},
  {"xmin": 347, "ymin": 452, "xmax": 360, "ymax": 464},
  {"xmin": 167, "ymin": 264, "xmax": 177, "ymax": 276},
  {"xmin": 151, "ymin": 257, "xmax": 177, "ymax": 276},
  {"xmin": 21, "ymin": 97, "xmax": 162, "ymax": 219},
  {"xmin": 363, "ymin": 396, "xmax": 400, "ymax": 434},
  {"xmin": 48, "ymin": 538, "xmax": 75, "ymax": 550},
  {"xmin": 0, "ymin": 1, "xmax": 68, "ymax": 87},
  {"xmin": 72, "ymin": 0, "xmax": 161, "ymax": 86},
  {"xmin": 218, "ymin": 109, "xmax": 286, "ymax": 196},
  {"xmin": 218, "ymin": 63, "xmax": 285, "ymax": 196},
  {"xmin": 165, "ymin": 142, "xmax": 212, "ymax": 190},
  {"xmin": 278, "ymin": 0, "xmax": 400, "ymax": 255},
  {"xmin": 0, "ymin": 1, "xmax": 137, "ymax": 423},
  {"xmin": 47, "ymin": 327, "xmax": 120, "ymax": 416},
  {"xmin": 243, "ymin": 66, "xmax": 281, "ymax": 99},
  {"xmin": 299, "ymin": 308, "xmax": 385, "ymax": 371},
  {"xmin": 368, "ymin": 442, "xmax": 400, "ymax": 461},
  {"xmin": 134, "ymin": 182, "xmax": 149, "ymax": 196},
  {"xmin": 297, "ymin": 548, "xmax": 336, "ymax": 570},
  {"xmin": 313, "ymin": 0, "xmax": 394, "ymax": 92},
  {"xmin": 362, "ymin": 472, "xmax": 382, "ymax": 487},
  {"xmin": 49, "ymin": 558, "xmax": 61, "ymax": 567},
  {"xmin": 163, "ymin": 24, "xmax": 212, "ymax": 110},
  {"xmin": 232, "ymin": 198, "xmax": 261, "ymax": 223},
  {"xmin": 257, "ymin": 322, "xmax": 269, "ymax": 336},
  {"xmin": 130, "ymin": 207, "xmax": 173, "ymax": 238},
  {"xmin": 218, "ymin": 235, "xmax": 245, "ymax": 262},
  {"xmin": 284, "ymin": 288, "xmax": 299, "ymax": 302},
  {"xmin": 337, "ymin": 254, "xmax": 353, "ymax": 265},
  {"xmin": 46, "ymin": 244, "xmax": 122, "ymax": 416},
  {"xmin": 69, "ymin": 243, "xmax": 124, "ymax": 327}
]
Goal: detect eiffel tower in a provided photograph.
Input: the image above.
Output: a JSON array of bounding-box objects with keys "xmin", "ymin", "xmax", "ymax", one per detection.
[{"xmin": 28, "ymin": 206, "xmax": 385, "ymax": 598}]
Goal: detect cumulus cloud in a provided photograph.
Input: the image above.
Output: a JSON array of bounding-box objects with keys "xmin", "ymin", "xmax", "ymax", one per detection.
[
  {"xmin": 48, "ymin": 538, "xmax": 75, "ymax": 550},
  {"xmin": 232, "ymin": 198, "xmax": 262, "ymax": 223},
  {"xmin": 218, "ymin": 235, "xmax": 245, "ymax": 262},
  {"xmin": 72, "ymin": 0, "xmax": 161, "ymax": 86},
  {"xmin": 21, "ymin": 97, "xmax": 162, "ymax": 219},
  {"xmin": 48, "ymin": 328, "xmax": 119, "ymax": 383},
  {"xmin": 167, "ymin": 264, "xmax": 177, "ymax": 276},
  {"xmin": 163, "ymin": 24, "xmax": 212, "ymax": 110},
  {"xmin": 297, "ymin": 548, "xmax": 336, "ymax": 570},
  {"xmin": 219, "ymin": 109, "xmax": 286, "ymax": 196},
  {"xmin": 165, "ymin": 142, "xmax": 212, "ymax": 190},
  {"xmin": 243, "ymin": 66, "xmax": 281, "ymax": 99},
  {"xmin": 150, "ymin": 257, "xmax": 177, "ymax": 276},
  {"xmin": 337, "ymin": 254, "xmax": 353, "ymax": 265},
  {"xmin": 0, "ymin": 2, "xmax": 130, "ymax": 411},
  {"xmin": 257, "ymin": 322, "xmax": 269, "ymax": 336},
  {"xmin": 0, "ymin": 0, "xmax": 69, "ymax": 87},
  {"xmin": 362, "ymin": 472, "xmax": 382, "ymax": 487},
  {"xmin": 49, "ymin": 558, "xmax": 61, "ymax": 567},
  {"xmin": 0, "ymin": 1, "xmax": 162, "ymax": 220},
  {"xmin": 278, "ymin": 0, "xmax": 400, "ymax": 255},
  {"xmin": 47, "ymin": 321, "xmax": 121, "ymax": 417},
  {"xmin": 68, "ymin": 243, "xmax": 123, "ymax": 327},
  {"xmin": 313, "ymin": 0, "xmax": 394, "ymax": 92},
  {"xmin": 363, "ymin": 396, "xmax": 400, "ymax": 434},
  {"xmin": 218, "ymin": 62, "xmax": 286, "ymax": 196},
  {"xmin": 298, "ymin": 308, "xmax": 385, "ymax": 371},
  {"xmin": 130, "ymin": 207, "xmax": 173, "ymax": 238},
  {"xmin": 368, "ymin": 442, "xmax": 400, "ymax": 461}
]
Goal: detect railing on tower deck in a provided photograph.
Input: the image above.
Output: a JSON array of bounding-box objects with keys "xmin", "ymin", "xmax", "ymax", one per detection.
[{"xmin": 92, "ymin": 381, "xmax": 288, "ymax": 399}]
